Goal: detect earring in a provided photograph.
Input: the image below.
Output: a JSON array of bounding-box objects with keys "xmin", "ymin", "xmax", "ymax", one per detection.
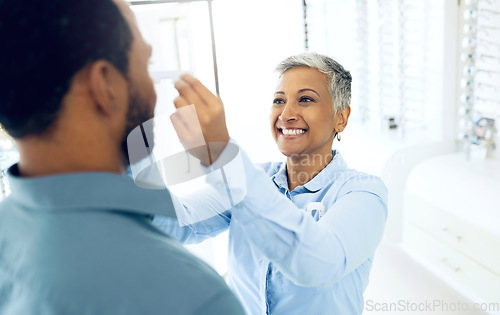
[{"xmin": 337, "ymin": 133, "xmax": 341, "ymax": 141}]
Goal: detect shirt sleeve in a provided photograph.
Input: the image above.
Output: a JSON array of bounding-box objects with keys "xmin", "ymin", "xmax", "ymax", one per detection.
[
  {"xmin": 151, "ymin": 143, "xmax": 244, "ymax": 244},
  {"xmin": 227, "ymin": 144, "xmax": 388, "ymax": 287},
  {"xmin": 153, "ymin": 191, "xmax": 231, "ymax": 245}
]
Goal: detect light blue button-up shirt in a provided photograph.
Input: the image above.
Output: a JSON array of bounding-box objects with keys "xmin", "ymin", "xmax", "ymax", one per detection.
[
  {"xmin": 0, "ymin": 165, "xmax": 244, "ymax": 315},
  {"xmin": 154, "ymin": 145, "xmax": 388, "ymax": 315}
]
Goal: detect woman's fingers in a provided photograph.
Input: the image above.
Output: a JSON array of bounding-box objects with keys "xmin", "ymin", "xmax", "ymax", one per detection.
[
  {"xmin": 170, "ymin": 108, "xmax": 211, "ymax": 165},
  {"xmin": 173, "ymin": 95, "xmax": 190, "ymax": 110},
  {"xmin": 174, "ymin": 76, "xmax": 205, "ymax": 108},
  {"xmin": 171, "ymin": 105, "xmax": 205, "ymax": 145},
  {"xmin": 172, "ymin": 73, "xmax": 230, "ymax": 164},
  {"xmin": 170, "ymin": 112, "xmax": 189, "ymax": 142},
  {"xmin": 179, "ymin": 73, "xmax": 221, "ymax": 107}
]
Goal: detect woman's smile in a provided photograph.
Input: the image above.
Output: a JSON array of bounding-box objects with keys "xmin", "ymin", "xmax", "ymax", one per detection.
[{"xmin": 277, "ymin": 127, "xmax": 307, "ymax": 137}]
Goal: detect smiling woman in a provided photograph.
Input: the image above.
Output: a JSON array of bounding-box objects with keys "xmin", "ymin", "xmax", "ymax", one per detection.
[
  {"xmin": 272, "ymin": 67, "xmax": 337, "ymax": 156},
  {"xmin": 270, "ymin": 58, "xmax": 351, "ymax": 190},
  {"xmin": 153, "ymin": 52, "xmax": 388, "ymax": 315}
]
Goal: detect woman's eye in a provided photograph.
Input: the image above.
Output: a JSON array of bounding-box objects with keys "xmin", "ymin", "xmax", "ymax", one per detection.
[
  {"xmin": 273, "ymin": 98, "xmax": 285, "ymax": 105},
  {"xmin": 299, "ymin": 96, "xmax": 314, "ymax": 103}
]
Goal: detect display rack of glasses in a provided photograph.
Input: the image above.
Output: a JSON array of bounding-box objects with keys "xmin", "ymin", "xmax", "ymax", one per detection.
[
  {"xmin": 458, "ymin": 0, "xmax": 500, "ymax": 159},
  {"xmin": 397, "ymin": 0, "xmax": 430, "ymax": 137},
  {"xmin": 303, "ymin": 0, "xmax": 373, "ymax": 122},
  {"xmin": 305, "ymin": 0, "xmax": 437, "ymax": 137},
  {"xmin": 355, "ymin": 0, "xmax": 369, "ymax": 122},
  {"xmin": 377, "ymin": 0, "xmax": 398, "ymax": 129},
  {"xmin": 370, "ymin": 0, "xmax": 432, "ymax": 136}
]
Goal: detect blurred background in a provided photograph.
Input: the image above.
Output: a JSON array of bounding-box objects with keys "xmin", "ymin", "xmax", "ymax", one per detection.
[{"xmin": 1, "ymin": 0, "xmax": 499, "ymax": 314}]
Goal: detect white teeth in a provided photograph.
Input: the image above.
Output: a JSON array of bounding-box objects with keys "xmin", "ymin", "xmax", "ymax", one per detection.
[{"xmin": 281, "ymin": 128, "xmax": 305, "ymax": 135}]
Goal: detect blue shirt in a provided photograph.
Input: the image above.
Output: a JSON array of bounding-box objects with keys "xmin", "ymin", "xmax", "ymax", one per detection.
[
  {"xmin": 0, "ymin": 165, "xmax": 244, "ymax": 315},
  {"xmin": 153, "ymin": 145, "xmax": 388, "ymax": 315}
]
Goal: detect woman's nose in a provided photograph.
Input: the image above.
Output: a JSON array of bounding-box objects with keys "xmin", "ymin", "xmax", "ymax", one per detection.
[{"xmin": 279, "ymin": 102, "xmax": 299, "ymax": 122}]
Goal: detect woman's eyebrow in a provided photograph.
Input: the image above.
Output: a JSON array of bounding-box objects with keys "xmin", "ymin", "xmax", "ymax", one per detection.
[
  {"xmin": 274, "ymin": 91, "xmax": 285, "ymax": 95},
  {"xmin": 298, "ymin": 88, "xmax": 320, "ymax": 97}
]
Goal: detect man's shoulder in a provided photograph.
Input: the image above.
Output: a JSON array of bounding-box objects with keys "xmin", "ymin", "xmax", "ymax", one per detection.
[
  {"xmin": 52, "ymin": 214, "xmax": 231, "ymax": 290},
  {"xmin": 102, "ymin": 234, "xmax": 242, "ymax": 314},
  {"xmin": 69, "ymin": 221, "xmax": 244, "ymax": 314},
  {"xmin": 0, "ymin": 204, "xmax": 243, "ymax": 314}
]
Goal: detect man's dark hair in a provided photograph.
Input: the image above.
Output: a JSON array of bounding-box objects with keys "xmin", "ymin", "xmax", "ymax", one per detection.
[{"xmin": 0, "ymin": 0, "xmax": 133, "ymax": 138}]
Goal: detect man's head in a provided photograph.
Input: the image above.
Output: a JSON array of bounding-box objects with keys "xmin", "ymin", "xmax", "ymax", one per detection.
[{"xmin": 0, "ymin": 0, "xmax": 156, "ymax": 172}]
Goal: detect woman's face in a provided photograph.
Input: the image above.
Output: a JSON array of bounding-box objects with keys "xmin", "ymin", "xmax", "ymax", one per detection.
[{"xmin": 270, "ymin": 66, "xmax": 338, "ymax": 158}]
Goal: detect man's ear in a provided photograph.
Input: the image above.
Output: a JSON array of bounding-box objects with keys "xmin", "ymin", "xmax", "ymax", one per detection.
[
  {"xmin": 335, "ymin": 105, "xmax": 351, "ymax": 133},
  {"xmin": 88, "ymin": 60, "xmax": 124, "ymax": 117}
]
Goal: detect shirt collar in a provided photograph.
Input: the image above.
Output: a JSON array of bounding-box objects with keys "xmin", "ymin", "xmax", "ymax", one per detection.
[
  {"xmin": 271, "ymin": 150, "xmax": 348, "ymax": 192},
  {"xmin": 6, "ymin": 164, "xmax": 177, "ymax": 218},
  {"xmin": 271, "ymin": 162, "xmax": 289, "ymax": 189}
]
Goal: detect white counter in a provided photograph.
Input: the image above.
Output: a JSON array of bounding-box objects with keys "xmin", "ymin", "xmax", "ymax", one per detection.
[{"xmin": 406, "ymin": 153, "xmax": 500, "ymax": 238}]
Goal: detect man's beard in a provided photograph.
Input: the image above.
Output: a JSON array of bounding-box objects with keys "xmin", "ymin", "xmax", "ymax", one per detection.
[{"xmin": 120, "ymin": 84, "xmax": 154, "ymax": 167}]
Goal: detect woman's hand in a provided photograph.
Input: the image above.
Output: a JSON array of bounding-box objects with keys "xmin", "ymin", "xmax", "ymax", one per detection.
[{"xmin": 171, "ymin": 74, "xmax": 230, "ymax": 166}]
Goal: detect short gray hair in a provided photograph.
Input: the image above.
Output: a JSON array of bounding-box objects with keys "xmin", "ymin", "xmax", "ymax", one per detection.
[{"xmin": 275, "ymin": 52, "xmax": 352, "ymax": 113}]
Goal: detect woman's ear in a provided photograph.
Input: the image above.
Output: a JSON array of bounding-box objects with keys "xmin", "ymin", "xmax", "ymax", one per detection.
[{"xmin": 334, "ymin": 105, "xmax": 351, "ymax": 133}]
